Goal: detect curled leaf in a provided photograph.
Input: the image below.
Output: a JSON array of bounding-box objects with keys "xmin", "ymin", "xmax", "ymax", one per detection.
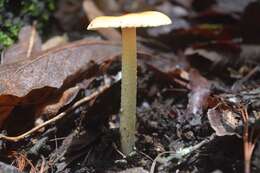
[
  {"xmin": 0, "ymin": 40, "xmax": 121, "ymax": 127},
  {"xmin": 207, "ymin": 107, "xmax": 240, "ymax": 136}
]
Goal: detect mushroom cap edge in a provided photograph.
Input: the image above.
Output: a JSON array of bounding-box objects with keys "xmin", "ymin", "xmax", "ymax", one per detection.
[{"xmin": 87, "ymin": 11, "xmax": 172, "ymax": 30}]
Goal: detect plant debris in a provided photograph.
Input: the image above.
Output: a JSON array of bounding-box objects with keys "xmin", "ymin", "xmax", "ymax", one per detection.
[{"xmin": 1, "ymin": 0, "xmax": 260, "ymax": 173}]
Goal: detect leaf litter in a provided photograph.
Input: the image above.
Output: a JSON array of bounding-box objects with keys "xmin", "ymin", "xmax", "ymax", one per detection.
[{"xmin": 1, "ymin": 0, "xmax": 260, "ymax": 173}]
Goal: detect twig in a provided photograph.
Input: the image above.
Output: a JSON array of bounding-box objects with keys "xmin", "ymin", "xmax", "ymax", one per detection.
[
  {"xmin": 0, "ymin": 50, "xmax": 4, "ymax": 64},
  {"xmin": 12, "ymin": 151, "xmax": 36, "ymax": 173},
  {"xmin": 240, "ymin": 106, "xmax": 258, "ymax": 173},
  {"xmin": 113, "ymin": 142, "xmax": 126, "ymax": 159},
  {"xmin": 150, "ymin": 134, "xmax": 215, "ymax": 173},
  {"xmin": 0, "ymin": 84, "xmax": 110, "ymax": 142},
  {"xmin": 232, "ymin": 66, "xmax": 260, "ymax": 91},
  {"xmin": 26, "ymin": 22, "xmax": 37, "ymax": 58},
  {"xmin": 135, "ymin": 149, "xmax": 153, "ymax": 161},
  {"xmin": 39, "ymin": 156, "xmax": 46, "ymax": 173},
  {"xmin": 150, "ymin": 151, "xmax": 174, "ymax": 173}
]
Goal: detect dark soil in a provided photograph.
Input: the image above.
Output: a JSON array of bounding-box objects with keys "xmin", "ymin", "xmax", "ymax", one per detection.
[{"xmin": 1, "ymin": 57, "xmax": 258, "ymax": 173}]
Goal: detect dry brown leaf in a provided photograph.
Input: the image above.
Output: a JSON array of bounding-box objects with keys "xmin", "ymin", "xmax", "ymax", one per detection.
[
  {"xmin": 35, "ymin": 86, "xmax": 80, "ymax": 118},
  {"xmin": 3, "ymin": 25, "xmax": 42, "ymax": 64},
  {"xmin": 0, "ymin": 40, "xmax": 121, "ymax": 127},
  {"xmin": 0, "ymin": 40, "xmax": 120, "ymax": 97},
  {"xmin": 143, "ymin": 51, "xmax": 190, "ymax": 88}
]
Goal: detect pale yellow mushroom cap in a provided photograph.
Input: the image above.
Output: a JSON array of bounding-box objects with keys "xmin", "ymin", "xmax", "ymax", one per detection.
[{"xmin": 87, "ymin": 11, "xmax": 172, "ymax": 30}]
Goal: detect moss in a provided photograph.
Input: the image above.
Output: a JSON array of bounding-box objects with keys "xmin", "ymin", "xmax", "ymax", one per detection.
[
  {"xmin": 0, "ymin": 31, "xmax": 14, "ymax": 47},
  {"xmin": 0, "ymin": 0, "xmax": 56, "ymax": 49}
]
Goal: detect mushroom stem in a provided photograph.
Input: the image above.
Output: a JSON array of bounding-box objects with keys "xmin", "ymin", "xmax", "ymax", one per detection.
[{"xmin": 120, "ymin": 27, "xmax": 137, "ymax": 154}]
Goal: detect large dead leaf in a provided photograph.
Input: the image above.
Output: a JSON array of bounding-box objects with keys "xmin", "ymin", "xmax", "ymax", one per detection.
[
  {"xmin": 0, "ymin": 40, "xmax": 121, "ymax": 127},
  {"xmin": 0, "ymin": 40, "xmax": 120, "ymax": 97},
  {"xmin": 3, "ymin": 25, "xmax": 42, "ymax": 64}
]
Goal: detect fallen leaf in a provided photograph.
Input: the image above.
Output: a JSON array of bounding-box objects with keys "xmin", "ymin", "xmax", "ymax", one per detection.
[
  {"xmin": 207, "ymin": 107, "xmax": 240, "ymax": 136},
  {"xmin": 0, "ymin": 40, "xmax": 121, "ymax": 127},
  {"xmin": 185, "ymin": 41, "xmax": 241, "ymax": 75},
  {"xmin": 3, "ymin": 25, "xmax": 42, "ymax": 64},
  {"xmin": 143, "ymin": 51, "xmax": 190, "ymax": 88},
  {"xmin": 35, "ymin": 86, "xmax": 80, "ymax": 118},
  {"xmin": 0, "ymin": 40, "xmax": 120, "ymax": 97}
]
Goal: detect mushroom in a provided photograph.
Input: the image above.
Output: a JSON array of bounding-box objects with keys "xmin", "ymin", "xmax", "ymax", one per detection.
[{"xmin": 87, "ymin": 11, "xmax": 172, "ymax": 154}]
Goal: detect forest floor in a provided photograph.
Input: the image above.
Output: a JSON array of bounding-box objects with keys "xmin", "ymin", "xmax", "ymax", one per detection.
[{"xmin": 0, "ymin": 0, "xmax": 260, "ymax": 173}]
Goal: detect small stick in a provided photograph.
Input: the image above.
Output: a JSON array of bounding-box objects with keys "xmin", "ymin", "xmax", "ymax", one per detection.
[
  {"xmin": 112, "ymin": 143, "xmax": 126, "ymax": 159},
  {"xmin": 39, "ymin": 156, "xmax": 46, "ymax": 173},
  {"xmin": 0, "ymin": 85, "xmax": 110, "ymax": 142},
  {"xmin": 12, "ymin": 151, "xmax": 36, "ymax": 173},
  {"xmin": 150, "ymin": 134, "xmax": 215, "ymax": 173},
  {"xmin": 240, "ymin": 106, "xmax": 260, "ymax": 173},
  {"xmin": 232, "ymin": 66, "xmax": 260, "ymax": 91},
  {"xmin": 26, "ymin": 22, "xmax": 37, "ymax": 58},
  {"xmin": 135, "ymin": 149, "xmax": 153, "ymax": 161}
]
